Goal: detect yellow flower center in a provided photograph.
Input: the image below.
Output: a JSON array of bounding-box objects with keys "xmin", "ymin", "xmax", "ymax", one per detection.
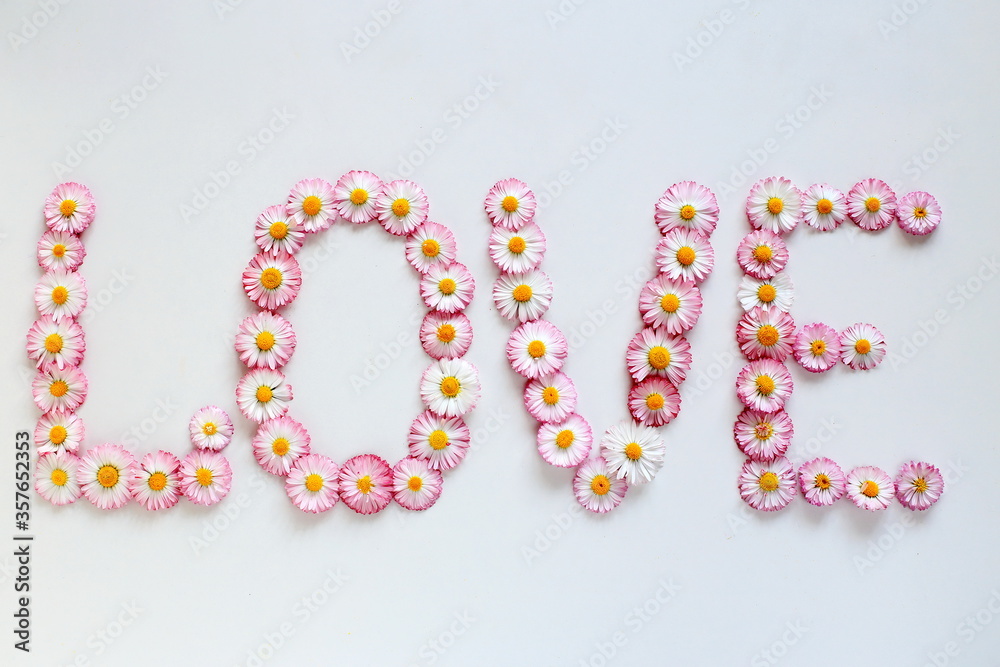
[
  {"xmin": 758, "ymin": 472, "xmax": 779, "ymax": 492},
  {"xmin": 816, "ymin": 198, "xmax": 833, "ymax": 214},
  {"xmin": 679, "ymin": 204, "xmax": 696, "ymax": 220},
  {"xmin": 854, "ymin": 339, "xmax": 872, "ymax": 354},
  {"xmin": 428, "ymin": 430, "xmax": 450, "ymax": 450},
  {"xmin": 913, "ymin": 207, "xmax": 927, "ymax": 218},
  {"xmin": 754, "ymin": 422, "xmax": 773, "ymax": 440},
  {"xmin": 350, "ymin": 188, "xmax": 368, "ymax": 205},
  {"xmin": 814, "ymin": 474, "xmax": 831, "ymax": 490},
  {"xmin": 422, "ymin": 239, "xmax": 441, "ymax": 257},
  {"xmin": 301, "ymin": 195, "xmax": 322, "ymax": 216},
  {"xmin": 407, "ymin": 476, "xmax": 423, "ymax": 492},
  {"xmin": 196, "ymin": 468, "xmax": 213, "ymax": 487},
  {"xmin": 49, "ymin": 380, "xmax": 69, "ymax": 397},
  {"xmin": 912, "ymin": 477, "xmax": 928, "ymax": 493},
  {"xmin": 542, "ymin": 387, "xmax": 560, "ymax": 405},
  {"xmin": 648, "ymin": 345, "xmax": 671, "ymax": 370},
  {"xmin": 51, "ymin": 285, "xmax": 69, "ymax": 305},
  {"xmin": 757, "ymin": 284, "xmax": 777, "ymax": 303},
  {"xmin": 256, "ymin": 331, "xmax": 276, "ymax": 350},
  {"xmin": 865, "ymin": 197, "xmax": 881, "ymax": 213},
  {"xmin": 861, "ymin": 480, "xmax": 880, "ymax": 498},
  {"xmin": 755, "ymin": 375, "xmax": 775, "ymax": 396},
  {"xmin": 756, "ymin": 324, "xmax": 779, "ymax": 347},
  {"xmin": 438, "ymin": 278, "xmax": 457, "ymax": 295},
  {"xmin": 269, "ymin": 221, "xmax": 288, "ymax": 239},
  {"xmin": 59, "ymin": 199, "xmax": 77, "ymax": 216},
  {"xmin": 810, "ymin": 340, "xmax": 826, "ymax": 356},
  {"xmin": 202, "ymin": 422, "xmax": 217, "ymax": 436},
  {"xmin": 391, "ymin": 198, "xmax": 410, "ymax": 217},
  {"xmin": 256, "ymin": 386, "xmax": 273, "ymax": 403},
  {"xmin": 440, "ymin": 376, "xmax": 461, "ymax": 397},
  {"xmin": 49, "ymin": 425, "xmax": 68, "ymax": 444},
  {"xmin": 260, "ymin": 267, "xmax": 283, "ymax": 290},
  {"xmin": 52, "ymin": 243, "xmax": 67, "ymax": 257},
  {"xmin": 305, "ymin": 474, "xmax": 324, "ymax": 492},
  {"xmin": 148, "ymin": 472, "xmax": 167, "ymax": 491},
  {"xmin": 501, "ymin": 195, "xmax": 519, "ymax": 212},
  {"xmin": 98, "ymin": 465, "xmax": 119, "ymax": 488},
  {"xmin": 512, "ymin": 284, "xmax": 533, "ymax": 302},
  {"xmin": 51, "ymin": 468, "xmax": 68, "ymax": 486},
  {"xmin": 555, "ymin": 430, "xmax": 575, "ymax": 449},
  {"xmin": 507, "ymin": 236, "xmax": 526, "ymax": 254},
  {"xmin": 272, "ymin": 438, "xmax": 290, "ymax": 456},
  {"xmin": 44, "ymin": 333, "xmax": 64, "ymax": 353},
  {"xmin": 752, "ymin": 245, "xmax": 773, "ymax": 263},
  {"xmin": 624, "ymin": 442, "xmax": 643, "ymax": 461},
  {"xmin": 767, "ymin": 197, "xmax": 783, "ymax": 215},
  {"xmin": 645, "ymin": 393, "xmax": 665, "ymax": 410},
  {"xmin": 527, "ymin": 340, "xmax": 546, "ymax": 358},
  {"xmin": 436, "ymin": 324, "xmax": 456, "ymax": 343},
  {"xmin": 660, "ymin": 293, "xmax": 680, "ymax": 313},
  {"xmin": 675, "ymin": 246, "xmax": 696, "ymax": 266},
  {"xmin": 356, "ymin": 475, "xmax": 373, "ymax": 494},
  {"xmin": 590, "ymin": 474, "xmax": 610, "ymax": 496}
]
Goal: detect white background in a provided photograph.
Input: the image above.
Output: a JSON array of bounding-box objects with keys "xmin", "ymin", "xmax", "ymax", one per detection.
[{"xmin": 3, "ymin": 1, "xmax": 1000, "ymax": 665}]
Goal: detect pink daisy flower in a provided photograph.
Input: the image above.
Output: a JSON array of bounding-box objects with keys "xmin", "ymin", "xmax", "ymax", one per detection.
[
  {"xmin": 845, "ymin": 465, "xmax": 895, "ymax": 511},
  {"xmin": 180, "ymin": 450, "xmax": 232, "ymax": 506},
  {"xmin": 746, "ymin": 176, "xmax": 802, "ymax": 234},
  {"xmin": 236, "ymin": 310, "xmax": 297, "ymax": 369},
  {"xmin": 492, "ymin": 271, "xmax": 553, "ymax": 322},
  {"xmin": 655, "ymin": 229, "xmax": 715, "ymax": 284},
  {"xmin": 802, "ymin": 183, "xmax": 847, "ymax": 232},
  {"xmin": 286, "ymin": 178, "xmax": 336, "ymax": 232},
  {"xmin": 601, "ymin": 420, "xmax": 666, "ymax": 485},
  {"xmin": 78, "ymin": 443, "xmax": 137, "ymax": 510},
  {"xmin": 895, "ymin": 461, "xmax": 945, "ymax": 511},
  {"xmin": 420, "ymin": 262, "xmax": 475, "ymax": 314},
  {"xmin": 524, "ymin": 372, "xmax": 577, "ymax": 424},
  {"xmin": 37, "ymin": 230, "xmax": 86, "ymax": 272},
  {"xmin": 733, "ymin": 409, "xmax": 793, "ymax": 461},
  {"xmin": 506, "ymin": 320, "xmax": 568, "ymax": 379},
  {"xmin": 574, "ymin": 457, "xmax": 628, "ymax": 514},
  {"xmin": 188, "ymin": 405, "xmax": 234, "ymax": 451},
  {"xmin": 34, "ymin": 451, "xmax": 82, "ymax": 506},
  {"xmin": 628, "ymin": 378, "xmax": 681, "ymax": 427},
  {"xmin": 35, "ymin": 270, "xmax": 87, "ymax": 322},
  {"xmin": 32, "ymin": 364, "xmax": 87, "ymax": 413},
  {"xmin": 798, "ymin": 457, "xmax": 846, "ymax": 507},
  {"xmin": 736, "ymin": 230, "xmax": 789, "ymax": 280},
  {"xmin": 333, "ymin": 170, "xmax": 383, "ymax": 224},
  {"xmin": 236, "ymin": 368, "xmax": 293, "ymax": 423},
  {"xmin": 254, "ymin": 204, "xmax": 305, "ymax": 255},
  {"xmin": 405, "ymin": 222, "xmax": 458, "ymax": 274},
  {"xmin": 896, "ymin": 191, "xmax": 942, "ymax": 236},
  {"xmin": 376, "ymin": 179, "xmax": 429, "ymax": 235},
  {"xmin": 26, "ymin": 315, "xmax": 85, "ymax": 369},
  {"xmin": 840, "ymin": 323, "xmax": 887, "ymax": 370},
  {"xmin": 638, "ymin": 275, "xmax": 702, "ymax": 334},
  {"xmin": 738, "ymin": 457, "xmax": 796, "ymax": 512},
  {"xmin": 536, "ymin": 414, "xmax": 592, "ymax": 468},
  {"xmin": 847, "ymin": 178, "xmax": 897, "ymax": 231},
  {"xmin": 339, "ymin": 454, "xmax": 393, "ymax": 515},
  {"xmin": 286, "ymin": 454, "xmax": 340, "ymax": 513},
  {"xmin": 420, "ymin": 358, "xmax": 481, "ymax": 418},
  {"xmin": 736, "ymin": 359, "xmax": 793, "ymax": 412},
  {"xmin": 485, "ymin": 178, "xmax": 536, "ymax": 230},
  {"xmin": 736, "ymin": 307, "xmax": 796, "ymax": 361},
  {"xmin": 242, "ymin": 251, "xmax": 302, "ymax": 311},
  {"xmin": 407, "ymin": 411, "xmax": 470, "ymax": 471},
  {"xmin": 792, "ymin": 323, "xmax": 840, "ymax": 373},
  {"xmin": 131, "ymin": 450, "xmax": 182, "ymax": 511},
  {"xmin": 489, "ymin": 222, "xmax": 546, "ymax": 274},
  {"xmin": 253, "ymin": 416, "xmax": 311, "ymax": 476},
  {"xmin": 654, "ymin": 181, "xmax": 719, "ymax": 237},
  {"xmin": 392, "ymin": 457, "xmax": 444, "ymax": 511},
  {"xmin": 626, "ymin": 328, "xmax": 692, "ymax": 385},
  {"xmin": 420, "ymin": 311, "xmax": 474, "ymax": 360},
  {"xmin": 737, "ymin": 273, "xmax": 794, "ymax": 313},
  {"xmin": 44, "ymin": 182, "xmax": 96, "ymax": 234},
  {"xmin": 34, "ymin": 410, "xmax": 84, "ymax": 454}
]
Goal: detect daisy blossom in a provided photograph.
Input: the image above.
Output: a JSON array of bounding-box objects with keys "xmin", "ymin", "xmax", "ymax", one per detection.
[
  {"xmin": 798, "ymin": 457, "xmax": 846, "ymax": 507},
  {"xmin": 895, "ymin": 461, "xmax": 944, "ymax": 511},
  {"xmin": 392, "ymin": 457, "xmax": 444, "ymax": 511},
  {"xmin": 34, "ymin": 410, "xmax": 84, "ymax": 454},
  {"xmin": 601, "ymin": 420, "xmax": 666, "ymax": 485},
  {"xmin": 79, "ymin": 443, "xmax": 137, "ymax": 510},
  {"xmin": 654, "ymin": 181, "xmax": 719, "ymax": 237},
  {"xmin": 420, "ymin": 262, "xmax": 475, "ymax": 313},
  {"xmin": 376, "ymin": 179, "xmax": 428, "ymax": 235},
  {"xmin": 254, "ymin": 204, "xmax": 305, "ymax": 255},
  {"xmin": 638, "ymin": 275, "xmax": 702, "ymax": 334},
  {"xmin": 44, "ymin": 182, "xmax": 96, "ymax": 234},
  {"xmin": 339, "ymin": 454, "xmax": 393, "ymax": 515},
  {"xmin": 492, "ymin": 271, "xmax": 553, "ymax": 322},
  {"xmin": 189, "ymin": 405, "xmax": 234, "ymax": 451},
  {"xmin": 131, "ymin": 450, "xmax": 182, "ymax": 511},
  {"xmin": 655, "ymin": 229, "xmax": 715, "ymax": 284},
  {"xmin": 524, "ymin": 372, "xmax": 577, "ymax": 424},
  {"xmin": 333, "ymin": 170, "xmax": 383, "ymax": 224},
  {"xmin": 32, "ymin": 365, "xmax": 87, "ymax": 413},
  {"xmin": 506, "ymin": 320, "xmax": 568, "ymax": 379},
  {"xmin": 236, "ymin": 368, "xmax": 293, "ymax": 423},
  {"xmin": 35, "ymin": 270, "xmax": 87, "ymax": 321},
  {"xmin": 736, "ymin": 359, "xmax": 793, "ymax": 412},
  {"xmin": 847, "ymin": 178, "xmax": 897, "ymax": 231},
  {"xmin": 484, "ymin": 178, "xmax": 536, "ymax": 230},
  {"xmin": 286, "ymin": 178, "xmax": 336, "ymax": 232},
  {"xmin": 896, "ymin": 191, "xmax": 942, "ymax": 236},
  {"xmin": 746, "ymin": 176, "xmax": 802, "ymax": 234},
  {"xmin": 407, "ymin": 411, "xmax": 470, "ymax": 471},
  {"xmin": 286, "ymin": 454, "xmax": 340, "ymax": 513},
  {"xmin": 736, "ymin": 230, "xmax": 789, "ymax": 280},
  {"xmin": 420, "ymin": 311, "xmax": 474, "ymax": 360},
  {"xmin": 236, "ymin": 311, "xmax": 297, "ymax": 369},
  {"xmin": 37, "ymin": 230, "xmax": 85, "ymax": 272},
  {"xmin": 35, "ymin": 451, "xmax": 82, "ymax": 506},
  {"xmin": 242, "ymin": 251, "xmax": 302, "ymax": 311},
  {"xmin": 26, "ymin": 315, "xmax": 85, "ymax": 369},
  {"xmin": 406, "ymin": 222, "xmax": 458, "ymax": 274},
  {"xmin": 736, "ymin": 307, "xmax": 796, "ymax": 361},
  {"xmin": 792, "ymin": 323, "xmax": 840, "ymax": 373},
  {"xmin": 253, "ymin": 416, "xmax": 311, "ymax": 476},
  {"xmin": 420, "ymin": 358, "xmax": 481, "ymax": 418},
  {"xmin": 737, "ymin": 273, "xmax": 794, "ymax": 312},
  {"xmin": 846, "ymin": 465, "xmax": 895, "ymax": 511},
  {"xmin": 738, "ymin": 457, "xmax": 796, "ymax": 511},
  {"xmin": 802, "ymin": 183, "xmax": 847, "ymax": 231},
  {"xmin": 573, "ymin": 457, "xmax": 628, "ymax": 514},
  {"xmin": 733, "ymin": 409, "xmax": 793, "ymax": 461},
  {"xmin": 628, "ymin": 378, "xmax": 681, "ymax": 427},
  {"xmin": 489, "ymin": 222, "xmax": 546, "ymax": 274},
  {"xmin": 536, "ymin": 413, "xmax": 592, "ymax": 468},
  {"xmin": 840, "ymin": 323, "xmax": 886, "ymax": 370},
  {"xmin": 625, "ymin": 328, "xmax": 692, "ymax": 385},
  {"xmin": 180, "ymin": 450, "xmax": 232, "ymax": 506}
]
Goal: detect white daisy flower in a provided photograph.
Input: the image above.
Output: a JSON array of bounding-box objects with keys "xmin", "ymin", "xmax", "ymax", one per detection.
[
  {"xmin": 37, "ymin": 230, "xmax": 86, "ymax": 272},
  {"xmin": 488, "ymin": 222, "xmax": 546, "ymax": 274},
  {"xmin": 79, "ymin": 443, "xmax": 137, "ymax": 510},
  {"xmin": 746, "ymin": 176, "xmax": 802, "ymax": 234},
  {"xmin": 253, "ymin": 416, "xmax": 311, "ymax": 476},
  {"xmin": 600, "ymin": 420, "xmax": 666, "ymax": 485},
  {"xmin": 484, "ymin": 178, "xmax": 536, "ymax": 229},
  {"xmin": 34, "ymin": 410, "xmax": 84, "ymax": 454},
  {"xmin": 420, "ymin": 262, "xmax": 475, "ymax": 314},
  {"xmin": 625, "ymin": 328, "xmax": 692, "ymax": 385},
  {"xmin": 654, "ymin": 180, "xmax": 719, "ymax": 237},
  {"xmin": 737, "ymin": 272, "xmax": 794, "ymax": 312},
  {"xmin": 802, "ymin": 183, "xmax": 847, "ymax": 231},
  {"xmin": 236, "ymin": 368, "xmax": 293, "ymax": 423},
  {"xmin": 506, "ymin": 320, "xmax": 568, "ymax": 379},
  {"xmin": 35, "ymin": 270, "xmax": 87, "ymax": 321},
  {"xmin": 536, "ymin": 414, "xmax": 592, "ymax": 468},
  {"xmin": 493, "ymin": 271, "xmax": 553, "ymax": 322},
  {"xmin": 420, "ymin": 358, "xmax": 481, "ymax": 418},
  {"xmin": 573, "ymin": 457, "xmax": 628, "ymax": 514},
  {"xmin": 845, "ymin": 465, "xmax": 895, "ymax": 511},
  {"xmin": 405, "ymin": 222, "xmax": 458, "ymax": 274},
  {"xmin": 180, "ymin": 450, "xmax": 232, "ymax": 506},
  {"xmin": 131, "ymin": 450, "xmax": 182, "ymax": 511},
  {"xmin": 34, "ymin": 451, "xmax": 82, "ymax": 506},
  {"xmin": 333, "ymin": 170, "xmax": 383, "ymax": 224},
  {"xmin": 44, "ymin": 182, "xmax": 96, "ymax": 234},
  {"xmin": 189, "ymin": 405, "xmax": 234, "ymax": 451},
  {"xmin": 255, "ymin": 204, "xmax": 305, "ymax": 255},
  {"xmin": 840, "ymin": 323, "xmax": 887, "ymax": 370},
  {"xmin": 235, "ymin": 310, "xmax": 297, "ymax": 369},
  {"xmin": 32, "ymin": 365, "xmax": 87, "ymax": 413},
  {"xmin": 637, "ymin": 275, "xmax": 703, "ymax": 334},
  {"xmin": 376, "ymin": 179, "xmax": 429, "ymax": 235},
  {"xmin": 407, "ymin": 411, "xmax": 471, "ymax": 471},
  {"xmin": 26, "ymin": 315, "xmax": 85, "ymax": 369},
  {"xmin": 286, "ymin": 178, "xmax": 336, "ymax": 232},
  {"xmin": 523, "ymin": 372, "xmax": 577, "ymax": 424},
  {"xmin": 655, "ymin": 229, "xmax": 715, "ymax": 284}
]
